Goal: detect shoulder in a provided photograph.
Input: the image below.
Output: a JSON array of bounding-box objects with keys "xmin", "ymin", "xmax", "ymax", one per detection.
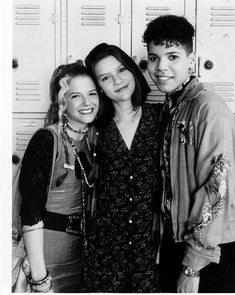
[
  {"xmin": 25, "ymin": 127, "xmax": 57, "ymax": 157},
  {"xmin": 31, "ymin": 128, "xmax": 55, "ymax": 145},
  {"xmin": 197, "ymin": 92, "xmax": 232, "ymax": 118},
  {"xmin": 184, "ymin": 83, "xmax": 233, "ymax": 120}
]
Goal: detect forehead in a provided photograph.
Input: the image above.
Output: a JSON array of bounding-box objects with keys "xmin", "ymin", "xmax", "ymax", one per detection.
[
  {"xmin": 68, "ymin": 75, "xmax": 96, "ymax": 90},
  {"xmin": 95, "ymin": 55, "xmax": 121, "ymax": 75},
  {"xmin": 148, "ymin": 41, "xmax": 187, "ymax": 55}
]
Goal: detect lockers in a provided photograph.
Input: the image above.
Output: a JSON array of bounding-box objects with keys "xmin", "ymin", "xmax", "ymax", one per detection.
[
  {"xmin": 12, "ymin": 0, "xmax": 58, "ymax": 113},
  {"xmin": 12, "ymin": 114, "xmax": 45, "ymax": 162},
  {"xmin": 196, "ymin": 0, "xmax": 235, "ymax": 112},
  {"xmin": 65, "ymin": 0, "xmax": 124, "ymax": 63},
  {"xmin": 12, "ymin": 0, "xmax": 235, "ymax": 161}
]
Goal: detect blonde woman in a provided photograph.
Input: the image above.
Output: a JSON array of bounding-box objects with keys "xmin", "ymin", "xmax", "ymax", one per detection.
[{"xmin": 19, "ymin": 63, "xmax": 100, "ymax": 292}]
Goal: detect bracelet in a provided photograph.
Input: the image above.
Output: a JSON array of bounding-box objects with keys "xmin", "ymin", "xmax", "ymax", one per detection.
[
  {"xmin": 23, "ymin": 227, "xmax": 43, "ymax": 234},
  {"xmin": 27, "ymin": 270, "xmax": 52, "ymax": 292},
  {"xmin": 182, "ymin": 266, "xmax": 200, "ymax": 278}
]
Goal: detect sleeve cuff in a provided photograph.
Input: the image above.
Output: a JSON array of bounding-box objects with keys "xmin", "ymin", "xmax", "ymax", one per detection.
[{"xmin": 182, "ymin": 241, "xmax": 221, "ymax": 270}]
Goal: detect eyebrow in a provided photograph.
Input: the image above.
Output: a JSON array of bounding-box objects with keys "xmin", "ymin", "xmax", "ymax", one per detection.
[
  {"xmin": 68, "ymin": 89, "xmax": 97, "ymax": 95},
  {"xmin": 97, "ymin": 73, "xmax": 109, "ymax": 79},
  {"xmin": 148, "ymin": 51, "xmax": 182, "ymax": 56}
]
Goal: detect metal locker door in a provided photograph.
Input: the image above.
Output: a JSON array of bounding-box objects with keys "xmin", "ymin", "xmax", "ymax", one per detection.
[
  {"xmin": 196, "ymin": 0, "xmax": 235, "ymax": 113},
  {"xmin": 12, "ymin": 114, "xmax": 45, "ymax": 169},
  {"xmin": 66, "ymin": 0, "xmax": 122, "ymax": 63},
  {"xmin": 13, "ymin": 0, "xmax": 57, "ymax": 113},
  {"xmin": 131, "ymin": 0, "xmax": 186, "ymax": 103}
]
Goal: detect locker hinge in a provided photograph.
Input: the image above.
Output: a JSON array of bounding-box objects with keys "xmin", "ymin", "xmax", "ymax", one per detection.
[{"xmin": 51, "ymin": 13, "xmax": 58, "ymax": 24}]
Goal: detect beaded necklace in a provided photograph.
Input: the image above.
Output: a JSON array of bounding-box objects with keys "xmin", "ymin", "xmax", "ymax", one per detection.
[
  {"xmin": 63, "ymin": 126, "xmax": 94, "ymax": 188},
  {"xmin": 64, "ymin": 121, "xmax": 88, "ymax": 134},
  {"xmin": 63, "ymin": 113, "xmax": 88, "ymax": 134}
]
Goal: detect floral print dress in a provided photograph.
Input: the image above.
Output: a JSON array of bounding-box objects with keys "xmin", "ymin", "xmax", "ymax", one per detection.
[{"xmin": 84, "ymin": 103, "xmax": 162, "ymax": 292}]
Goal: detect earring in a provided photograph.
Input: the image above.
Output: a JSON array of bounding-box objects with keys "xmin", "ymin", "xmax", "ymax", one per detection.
[{"xmin": 189, "ymin": 67, "xmax": 194, "ymax": 75}]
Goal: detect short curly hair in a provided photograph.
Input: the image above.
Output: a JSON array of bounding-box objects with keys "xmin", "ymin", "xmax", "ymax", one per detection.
[{"xmin": 142, "ymin": 14, "xmax": 195, "ymax": 54}]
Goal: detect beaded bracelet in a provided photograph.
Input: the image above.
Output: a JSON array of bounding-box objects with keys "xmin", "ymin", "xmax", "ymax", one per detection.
[{"xmin": 26, "ymin": 271, "xmax": 53, "ymax": 292}]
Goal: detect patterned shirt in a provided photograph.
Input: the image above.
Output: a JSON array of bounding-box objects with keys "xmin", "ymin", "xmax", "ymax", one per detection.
[{"xmin": 84, "ymin": 103, "xmax": 162, "ymax": 292}]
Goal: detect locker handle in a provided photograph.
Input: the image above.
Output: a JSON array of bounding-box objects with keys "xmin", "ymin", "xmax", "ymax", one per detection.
[
  {"xmin": 12, "ymin": 58, "xmax": 19, "ymax": 69},
  {"xmin": 197, "ymin": 57, "xmax": 202, "ymax": 78}
]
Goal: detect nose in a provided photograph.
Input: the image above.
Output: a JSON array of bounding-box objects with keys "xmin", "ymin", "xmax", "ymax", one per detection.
[
  {"xmin": 81, "ymin": 94, "xmax": 90, "ymax": 106},
  {"xmin": 113, "ymin": 74, "xmax": 122, "ymax": 86},
  {"xmin": 156, "ymin": 57, "xmax": 167, "ymax": 71}
]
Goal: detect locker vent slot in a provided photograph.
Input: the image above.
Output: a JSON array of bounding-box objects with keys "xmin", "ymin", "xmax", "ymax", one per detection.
[
  {"xmin": 211, "ymin": 82, "xmax": 234, "ymax": 102},
  {"xmin": 16, "ymin": 81, "xmax": 41, "ymax": 101},
  {"xmin": 145, "ymin": 6, "xmax": 170, "ymax": 22},
  {"xmin": 210, "ymin": 6, "xmax": 235, "ymax": 26},
  {"xmin": 81, "ymin": 5, "xmax": 105, "ymax": 26},
  {"xmin": 147, "ymin": 83, "xmax": 165, "ymax": 103},
  {"xmin": 16, "ymin": 131, "xmax": 34, "ymax": 151},
  {"xmin": 15, "ymin": 5, "xmax": 40, "ymax": 25}
]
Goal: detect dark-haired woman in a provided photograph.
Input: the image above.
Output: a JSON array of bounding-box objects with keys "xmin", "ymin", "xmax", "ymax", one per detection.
[
  {"xmin": 83, "ymin": 43, "xmax": 162, "ymax": 292},
  {"xmin": 19, "ymin": 63, "xmax": 100, "ymax": 292}
]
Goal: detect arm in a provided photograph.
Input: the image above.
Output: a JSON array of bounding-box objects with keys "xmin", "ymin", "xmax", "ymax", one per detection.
[
  {"xmin": 23, "ymin": 221, "xmax": 46, "ymax": 281},
  {"xmin": 178, "ymin": 97, "xmax": 235, "ymax": 292},
  {"xmin": 19, "ymin": 129, "xmax": 54, "ymax": 282}
]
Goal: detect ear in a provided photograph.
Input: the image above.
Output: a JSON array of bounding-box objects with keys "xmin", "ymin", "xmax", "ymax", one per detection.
[{"xmin": 188, "ymin": 52, "xmax": 196, "ymax": 67}]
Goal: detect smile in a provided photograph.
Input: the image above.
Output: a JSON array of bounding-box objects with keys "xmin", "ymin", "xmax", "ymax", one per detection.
[
  {"xmin": 79, "ymin": 108, "xmax": 94, "ymax": 114},
  {"xmin": 156, "ymin": 76, "xmax": 173, "ymax": 81},
  {"xmin": 115, "ymin": 85, "xmax": 128, "ymax": 92}
]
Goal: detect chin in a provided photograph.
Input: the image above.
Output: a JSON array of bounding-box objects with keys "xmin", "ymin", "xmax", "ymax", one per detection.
[{"xmin": 84, "ymin": 116, "xmax": 96, "ymax": 124}]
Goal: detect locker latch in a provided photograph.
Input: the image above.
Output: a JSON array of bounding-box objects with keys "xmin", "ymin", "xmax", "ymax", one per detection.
[
  {"xmin": 12, "ymin": 58, "xmax": 19, "ymax": 69},
  {"xmin": 204, "ymin": 60, "xmax": 213, "ymax": 70}
]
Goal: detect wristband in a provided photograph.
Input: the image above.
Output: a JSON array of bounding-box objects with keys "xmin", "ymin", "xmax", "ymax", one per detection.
[
  {"xmin": 182, "ymin": 266, "xmax": 200, "ymax": 278},
  {"xmin": 26, "ymin": 270, "xmax": 52, "ymax": 292}
]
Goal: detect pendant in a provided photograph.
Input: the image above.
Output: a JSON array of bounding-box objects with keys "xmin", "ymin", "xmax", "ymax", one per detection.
[{"xmin": 63, "ymin": 163, "xmax": 74, "ymax": 170}]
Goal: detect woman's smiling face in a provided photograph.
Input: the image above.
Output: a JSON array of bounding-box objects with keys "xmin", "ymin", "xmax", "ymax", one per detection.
[
  {"xmin": 94, "ymin": 55, "xmax": 135, "ymax": 104},
  {"xmin": 65, "ymin": 75, "xmax": 99, "ymax": 128}
]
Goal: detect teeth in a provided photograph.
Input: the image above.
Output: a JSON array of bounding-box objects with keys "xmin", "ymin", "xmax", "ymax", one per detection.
[
  {"xmin": 79, "ymin": 109, "xmax": 93, "ymax": 114},
  {"xmin": 158, "ymin": 76, "xmax": 171, "ymax": 81}
]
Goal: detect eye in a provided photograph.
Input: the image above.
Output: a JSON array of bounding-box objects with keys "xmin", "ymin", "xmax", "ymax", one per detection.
[
  {"xmin": 89, "ymin": 91, "xmax": 98, "ymax": 96},
  {"xmin": 118, "ymin": 66, "xmax": 126, "ymax": 73},
  {"xmin": 70, "ymin": 94, "xmax": 81, "ymax": 99},
  {"xmin": 101, "ymin": 75, "xmax": 111, "ymax": 82},
  {"xmin": 169, "ymin": 55, "xmax": 179, "ymax": 61},
  {"xmin": 148, "ymin": 55, "xmax": 157, "ymax": 62}
]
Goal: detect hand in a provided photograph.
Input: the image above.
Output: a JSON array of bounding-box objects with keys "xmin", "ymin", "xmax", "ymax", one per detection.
[{"xmin": 177, "ymin": 271, "xmax": 200, "ymax": 293}]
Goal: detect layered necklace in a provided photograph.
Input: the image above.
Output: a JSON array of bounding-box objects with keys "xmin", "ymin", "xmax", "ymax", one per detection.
[
  {"xmin": 64, "ymin": 120, "xmax": 88, "ymax": 135},
  {"xmin": 63, "ymin": 123, "xmax": 94, "ymax": 188}
]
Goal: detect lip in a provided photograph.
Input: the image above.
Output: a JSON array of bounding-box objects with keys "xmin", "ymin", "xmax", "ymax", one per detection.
[
  {"xmin": 115, "ymin": 85, "xmax": 128, "ymax": 92},
  {"xmin": 155, "ymin": 75, "xmax": 173, "ymax": 81},
  {"xmin": 78, "ymin": 107, "xmax": 94, "ymax": 114}
]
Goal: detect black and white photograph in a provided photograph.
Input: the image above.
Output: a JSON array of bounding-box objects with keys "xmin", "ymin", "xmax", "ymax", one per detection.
[{"xmin": 1, "ymin": 0, "xmax": 235, "ymax": 293}]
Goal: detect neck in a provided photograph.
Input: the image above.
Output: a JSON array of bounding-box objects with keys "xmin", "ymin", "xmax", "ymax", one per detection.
[
  {"xmin": 67, "ymin": 120, "xmax": 88, "ymax": 133},
  {"xmin": 168, "ymin": 75, "xmax": 192, "ymax": 96},
  {"xmin": 113, "ymin": 101, "xmax": 139, "ymax": 122},
  {"xmin": 63, "ymin": 121, "xmax": 88, "ymax": 141}
]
